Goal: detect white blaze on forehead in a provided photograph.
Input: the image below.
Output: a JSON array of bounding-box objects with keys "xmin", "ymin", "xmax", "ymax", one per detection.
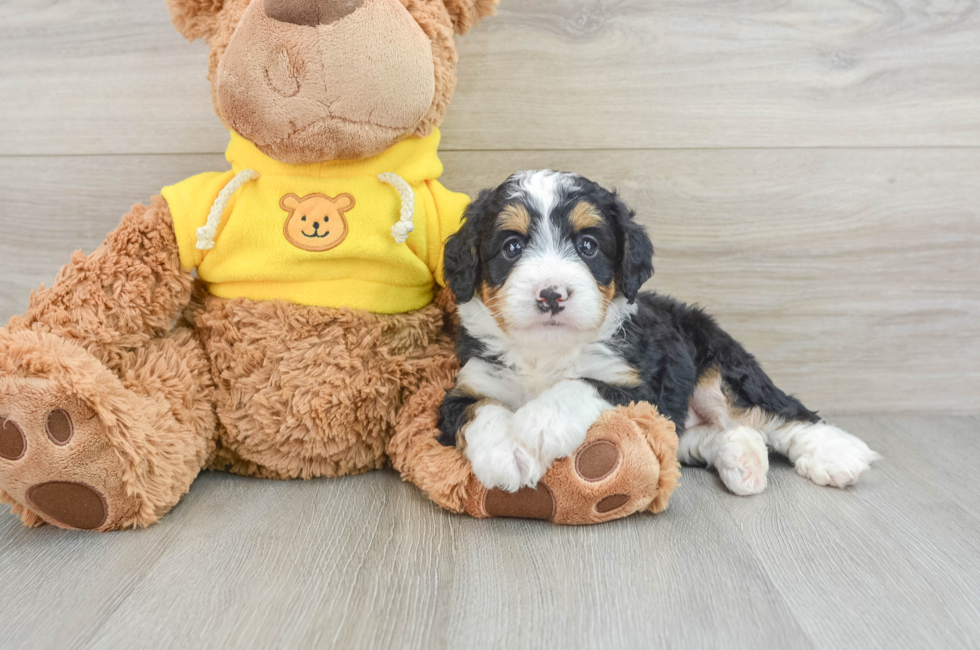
[
  {"xmin": 507, "ymin": 170, "xmax": 579, "ymax": 220},
  {"xmin": 489, "ymin": 172, "xmax": 606, "ymax": 339}
]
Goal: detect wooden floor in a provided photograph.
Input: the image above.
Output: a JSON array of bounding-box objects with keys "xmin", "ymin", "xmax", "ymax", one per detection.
[
  {"xmin": 1, "ymin": 0, "xmax": 979, "ymax": 648},
  {"xmin": 0, "ymin": 414, "xmax": 975, "ymax": 650}
]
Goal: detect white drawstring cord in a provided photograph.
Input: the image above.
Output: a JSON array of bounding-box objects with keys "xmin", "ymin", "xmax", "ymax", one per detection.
[
  {"xmin": 196, "ymin": 169, "xmax": 413, "ymax": 250},
  {"xmin": 196, "ymin": 169, "xmax": 261, "ymax": 250},
  {"xmin": 378, "ymin": 172, "xmax": 415, "ymax": 244}
]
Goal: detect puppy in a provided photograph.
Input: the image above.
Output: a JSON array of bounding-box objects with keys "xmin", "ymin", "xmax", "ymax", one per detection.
[{"xmin": 438, "ymin": 170, "xmax": 879, "ymax": 496}]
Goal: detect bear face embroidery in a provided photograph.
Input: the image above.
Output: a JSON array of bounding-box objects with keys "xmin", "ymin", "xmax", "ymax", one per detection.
[{"xmin": 280, "ymin": 193, "xmax": 355, "ymax": 252}]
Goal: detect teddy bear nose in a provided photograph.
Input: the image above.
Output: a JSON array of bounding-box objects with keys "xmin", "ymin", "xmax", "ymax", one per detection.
[{"xmin": 264, "ymin": 0, "xmax": 365, "ymax": 27}]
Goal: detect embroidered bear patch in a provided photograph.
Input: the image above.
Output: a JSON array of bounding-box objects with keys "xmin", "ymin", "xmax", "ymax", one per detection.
[{"xmin": 281, "ymin": 192, "xmax": 355, "ymax": 252}]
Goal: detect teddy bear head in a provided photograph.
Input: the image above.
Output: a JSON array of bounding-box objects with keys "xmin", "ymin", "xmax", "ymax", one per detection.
[{"xmin": 166, "ymin": 0, "xmax": 497, "ymax": 164}]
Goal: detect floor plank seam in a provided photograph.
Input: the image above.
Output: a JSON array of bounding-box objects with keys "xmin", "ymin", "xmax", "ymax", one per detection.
[{"xmin": 3, "ymin": 145, "xmax": 980, "ymax": 160}]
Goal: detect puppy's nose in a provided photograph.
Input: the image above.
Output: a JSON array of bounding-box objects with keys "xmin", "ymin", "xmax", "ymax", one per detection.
[
  {"xmin": 265, "ymin": 0, "xmax": 365, "ymax": 27},
  {"xmin": 537, "ymin": 287, "xmax": 568, "ymax": 315}
]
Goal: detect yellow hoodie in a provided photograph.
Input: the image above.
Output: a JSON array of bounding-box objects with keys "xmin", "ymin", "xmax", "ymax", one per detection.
[{"xmin": 161, "ymin": 129, "xmax": 470, "ymax": 314}]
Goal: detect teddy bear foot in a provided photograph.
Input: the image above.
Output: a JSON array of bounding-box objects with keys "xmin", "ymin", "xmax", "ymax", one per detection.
[
  {"xmin": 389, "ymin": 380, "xmax": 680, "ymax": 525},
  {"xmin": 0, "ymin": 375, "xmax": 140, "ymax": 531},
  {"xmin": 469, "ymin": 404, "xmax": 681, "ymax": 525},
  {"xmin": 0, "ymin": 328, "xmax": 214, "ymax": 531},
  {"xmin": 477, "ymin": 440, "xmax": 633, "ymax": 522}
]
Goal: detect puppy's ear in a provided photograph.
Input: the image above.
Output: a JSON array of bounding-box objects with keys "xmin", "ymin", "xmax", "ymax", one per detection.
[
  {"xmin": 610, "ymin": 193, "xmax": 654, "ymax": 304},
  {"xmin": 443, "ymin": 0, "xmax": 498, "ymax": 35},
  {"xmin": 444, "ymin": 188, "xmax": 493, "ymax": 303},
  {"xmin": 167, "ymin": 0, "xmax": 224, "ymax": 41}
]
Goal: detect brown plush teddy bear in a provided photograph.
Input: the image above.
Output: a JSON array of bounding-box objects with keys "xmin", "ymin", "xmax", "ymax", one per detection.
[{"xmin": 0, "ymin": 0, "xmax": 679, "ymax": 531}]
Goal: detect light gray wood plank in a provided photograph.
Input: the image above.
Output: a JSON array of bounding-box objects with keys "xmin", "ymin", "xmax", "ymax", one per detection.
[
  {"xmin": 2, "ymin": 0, "xmax": 979, "ymax": 155},
  {"xmin": 865, "ymin": 414, "xmax": 980, "ymax": 515},
  {"xmin": 709, "ymin": 414, "xmax": 980, "ymax": 650},
  {"xmin": 0, "ymin": 495, "xmax": 184, "ymax": 649},
  {"xmin": 76, "ymin": 472, "xmax": 811, "ymax": 650},
  {"xmin": 0, "ymin": 416, "xmax": 978, "ymax": 649},
  {"xmin": 2, "ymin": 149, "xmax": 977, "ymax": 412}
]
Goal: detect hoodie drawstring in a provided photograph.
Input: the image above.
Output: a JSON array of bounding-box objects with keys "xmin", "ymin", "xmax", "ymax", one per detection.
[
  {"xmin": 378, "ymin": 172, "xmax": 415, "ymax": 244},
  {"xmin": 196, "ymin": 169, "xmax": 261, "ymax": 250}
]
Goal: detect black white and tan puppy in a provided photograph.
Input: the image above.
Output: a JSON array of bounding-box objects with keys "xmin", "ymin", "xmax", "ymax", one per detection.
[{"xmin": 438, "ymin": 170, "xmax": 879, "ymax": 496}]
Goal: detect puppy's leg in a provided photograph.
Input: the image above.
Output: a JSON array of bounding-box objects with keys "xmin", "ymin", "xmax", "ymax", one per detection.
[
  {"xmin": 766, "ymin": 421, "xmax": 879, "ymax": 488},
  {"xmin": 678, "ymin": 425, "xmax": 769, "ymax": 496},
  {"xmin": 463, "ymin": 404, "xmax": 540, "ymax": 493},
  {"xmin": 512, "ymin": 380, "xmax": 611, "ymax": 487}
]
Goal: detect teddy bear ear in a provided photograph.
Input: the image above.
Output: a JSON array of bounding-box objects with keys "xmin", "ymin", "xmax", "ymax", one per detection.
[
  {"xmin": 442, "ymin": 0, "xmax": 498, "ymax": 35},
  {"xmin": 166, "ymin": 0, "xmax": 225, "ymax": 41}
]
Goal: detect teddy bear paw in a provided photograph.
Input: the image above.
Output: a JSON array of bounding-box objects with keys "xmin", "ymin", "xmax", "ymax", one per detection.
[
  {"xmin": 481, "ymin": 438, "xmax": 634, "ymax": 522},
  {"xmin": 0, "ymin": 376, "xmax": 139, "ymax": 531}
]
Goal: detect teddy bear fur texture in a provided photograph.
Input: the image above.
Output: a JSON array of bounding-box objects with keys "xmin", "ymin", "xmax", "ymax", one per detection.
[{"xmin": 0, "ymin": 0, "xmax": 679, "ymax": 531}]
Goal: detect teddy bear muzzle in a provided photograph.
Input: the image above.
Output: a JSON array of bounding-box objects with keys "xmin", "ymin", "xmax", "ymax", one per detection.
[
  {"xmin": 215, "ymin": 0, "xmax": 436, "ymax": 164},
  {"xmin": 265, "ymin": 0, "xmax": 365, "ymax": 26}
]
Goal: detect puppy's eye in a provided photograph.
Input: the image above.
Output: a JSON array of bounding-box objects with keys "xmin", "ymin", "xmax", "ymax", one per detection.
[
  {"xmin": 301, "ymin": 216, "xmax": 307, "ymax": 222},
  {"xmin": 502, "ymin": 236, "xmax": 524, "ymax": 261},
  {"xmin": 577, "ymin": 235, "xmax": 599, "ymax": 258}
]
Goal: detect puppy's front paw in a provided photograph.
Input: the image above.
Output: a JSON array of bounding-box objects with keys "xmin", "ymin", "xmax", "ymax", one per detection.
[
  {"xmin": 511, "ymin": 404, "xmax": 587, "ymax": 471},
  {"xmin": 463, "ymin": 404, "xmax": 543, "ymax": 492},
  {"xmin": 794, "ymin": 425, "xmax": 880, "ymax": 488},
  {"xmin": 512, "ymin": 380, "xmax": 609, "ymax": 470},
  {"xmin": 468, "ymin": 438, "xmax": 541, "ymax": 493}
]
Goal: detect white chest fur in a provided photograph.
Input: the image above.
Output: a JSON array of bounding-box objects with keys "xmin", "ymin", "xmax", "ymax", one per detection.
[{"xmin": 456, "ymin": 297, "xmax": 639, "ymax": 410}]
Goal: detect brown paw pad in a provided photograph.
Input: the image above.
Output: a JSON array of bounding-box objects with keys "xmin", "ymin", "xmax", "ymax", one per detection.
[
  {"xmin": 45, "ymin": 409, "xmax": 74, "ymax": 446},
  {"xmin": 575, "ymin": 439, "xmax": 621, "ymax": 481},
  {"xmin": 0, "ymin": 418, "xmax": 27, "ymax": 460},
  {"xmin": 26, "ymin": 481, "xmax": 108, "ymax": 530},
  {"xmin": 596, "ymin": 494, "xmax": 630, "ymax": 514},
  {"xmin": 484, "ymin": 484, "xmax": 556, "ymax": 521}
]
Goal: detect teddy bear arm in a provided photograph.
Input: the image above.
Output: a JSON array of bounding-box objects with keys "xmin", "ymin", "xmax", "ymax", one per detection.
[{"xmin": 8, "ymin": 195, "xmax": 195, "ymax": 357}]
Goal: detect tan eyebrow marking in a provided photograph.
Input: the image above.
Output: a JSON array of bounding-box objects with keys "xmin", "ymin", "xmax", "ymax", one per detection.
[
  {"xmin": 599, "ymin": 280, "xmax": 616, "ymax": 303},
  {"xmin": 497, "ymin": 203, "xmax": 531, "ymax": 235},
  {"xmin": 569, "ymin": 201, "xmax": 603, "ymax": 231}
]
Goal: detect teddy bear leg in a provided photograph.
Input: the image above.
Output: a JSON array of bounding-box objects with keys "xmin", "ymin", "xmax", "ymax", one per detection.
[
  {"xmin": 388, "ymin": 345, "xmax": 474, "ymax": 513},
  {"xmin": 469, "ymin": 403, "xmax": 681, "ymax": 524},
  {"xmin": 0, "ymin": 326, "xmax": 216, "ymax": 530},
  {"xmin": 0, "ymin": 197, "xmax": 214, "ymax": 529},
  {"xmin": 388, "ymin": 341, "xmax": 682, "ymax": 524}
]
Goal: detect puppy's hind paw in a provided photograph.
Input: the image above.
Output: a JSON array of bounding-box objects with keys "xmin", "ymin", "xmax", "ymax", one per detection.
[
  {"xmin": 794, "ymin": 427, "xmax": 880, "ymax": 488},
  {"xmin": 716, "ymin": 427, "xmax": 769, "ymax": 496}
]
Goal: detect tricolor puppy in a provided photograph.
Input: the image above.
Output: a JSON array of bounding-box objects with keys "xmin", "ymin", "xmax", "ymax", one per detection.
[{"xmin": 438, "ymin": 170, "xmax": 879, "ymax": 496}]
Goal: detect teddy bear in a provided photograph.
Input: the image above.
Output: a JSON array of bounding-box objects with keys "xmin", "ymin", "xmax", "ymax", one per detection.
[{"xmin": 0, "ymin": 0, "xmax": 679, "ymax": 531}]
